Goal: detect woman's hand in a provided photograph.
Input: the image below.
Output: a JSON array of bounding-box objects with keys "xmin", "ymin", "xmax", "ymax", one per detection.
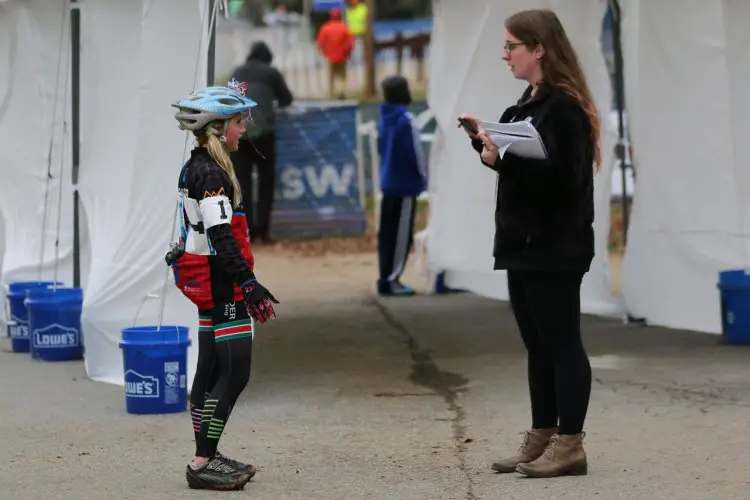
[
  {"xmin": 457, "ymin": 113, "xmax": 485, "ymax": 139},
  {"xmin": 480, "ymin": 133, "xmax": 499, "ymax": 165}
]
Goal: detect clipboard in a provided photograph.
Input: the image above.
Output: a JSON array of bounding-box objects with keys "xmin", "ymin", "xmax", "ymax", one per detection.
[{"xmin": 479, "ymin": 119, "xmax": 548, "ymax": 160}]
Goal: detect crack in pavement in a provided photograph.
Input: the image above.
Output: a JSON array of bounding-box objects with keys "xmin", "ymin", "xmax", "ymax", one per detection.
[{"xmin": 373, "ymin": 300, "xmax": 477, "ymax": 500}]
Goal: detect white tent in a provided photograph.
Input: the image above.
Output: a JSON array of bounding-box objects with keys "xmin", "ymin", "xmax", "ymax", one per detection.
[
  {"xmin": 0, "ymin": 1, "xmax": 75, "ymax": 303},
  {"xmin": 619, "ymin": 0, "xmax": 750, "ymax": 333},
  {"xmin": 427, "ymin": 0, "xmax": 750, "ymax": 334},
  {"xmin": 2, "ymin": 0, "xmax": 748, "ymax": 389},
  {"xmin": 0, "ymin": 0, "xmax": 214, "ymax": 385}
]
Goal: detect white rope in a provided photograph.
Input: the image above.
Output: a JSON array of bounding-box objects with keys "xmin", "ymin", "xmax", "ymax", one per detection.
[
  {"xmin": 53, "ymin": 39, "xmax": 72, "ymax": 291},
  {"xmin": 38, "ymin": 0, "xmax": 70, "ymax": 282},
  {"xmin": 155, "ymin": 0, "xmax": 220, "ymax": 330}
]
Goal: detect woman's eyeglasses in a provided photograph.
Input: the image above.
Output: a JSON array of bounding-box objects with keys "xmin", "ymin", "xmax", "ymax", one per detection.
[{"xmin": 504, "ymin": 42, "xmax": 525, "ymax": 53}]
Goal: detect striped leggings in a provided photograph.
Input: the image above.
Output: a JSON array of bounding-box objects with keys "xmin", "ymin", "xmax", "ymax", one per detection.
[{"xmin": 189, "ymin": 302, "xmax": 254, "ymax": 458}]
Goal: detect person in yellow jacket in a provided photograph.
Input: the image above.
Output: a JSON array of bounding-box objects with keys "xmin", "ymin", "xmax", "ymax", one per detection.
[
  {"xmin": 345, "ymin": 0, "xmax": 368, "ymax": 68},
  {"xmin": 345, "ymin": 0, "xmax": 367, "ymax": 36}
]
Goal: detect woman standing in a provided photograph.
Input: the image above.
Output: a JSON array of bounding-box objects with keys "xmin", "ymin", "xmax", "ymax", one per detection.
[{"xmin": 459, "ymin": 9, "xmax": 600, "ymax": 478}]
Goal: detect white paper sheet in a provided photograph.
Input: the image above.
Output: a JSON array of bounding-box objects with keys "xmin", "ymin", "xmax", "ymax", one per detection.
[{"xmin": 480, "ymin": 119, "xmax": 548, "ymax": 159}]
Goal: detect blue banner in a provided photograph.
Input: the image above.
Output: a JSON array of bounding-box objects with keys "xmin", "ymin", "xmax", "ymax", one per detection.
[
  {"xmin": 272, "ymin": 104, "xmax": 366, "ymax": 239},
  {"xmin": 312, "ymin": 0, "xmax": 344, "ymax": 12}
]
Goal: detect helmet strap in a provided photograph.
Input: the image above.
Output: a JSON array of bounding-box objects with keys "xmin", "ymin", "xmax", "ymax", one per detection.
[
  {"xmin": 203, "ymin": 120, "xmax": 229, "ymax": 143},
  {"xmin": 219, "ymin": 121, "xmax": 229, "ymax": 143}
]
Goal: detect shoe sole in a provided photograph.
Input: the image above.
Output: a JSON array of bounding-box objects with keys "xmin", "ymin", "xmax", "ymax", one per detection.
[
  {"xmin": 515, "ymin": 464, "xmax": 588, "ymax": 478},
  {"xmin": 186, "ymin": 471, "xmax": 252, "ymax": 491},
  {"xmin": 246, "ymin": 466, "xmax": 257, "ymax": 480},
  {"xmin": 491, "ymin": 464, "xmax": 519, "ymax": 473}
]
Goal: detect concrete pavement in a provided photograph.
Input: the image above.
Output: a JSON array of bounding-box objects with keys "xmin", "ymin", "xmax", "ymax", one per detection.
[{"xmin": 1, "ymin": 289, "xmax": 749, "ymax": 499}]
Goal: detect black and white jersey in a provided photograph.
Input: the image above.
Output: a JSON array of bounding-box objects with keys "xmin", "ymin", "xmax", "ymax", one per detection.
[{"xmin": 171, "ymin": 147, "xmax": 255, "ymax": 310}]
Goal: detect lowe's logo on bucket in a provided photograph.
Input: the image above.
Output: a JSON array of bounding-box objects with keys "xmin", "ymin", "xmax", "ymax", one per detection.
[
  {"xmin": 124, "ymin": 370, "xmax": 160, "ymax": 398},
  {"xmin": 8, "ymin": 319, "xmax": 28, "ymax": 339},
  {"xmin": 32, "ymin": 323, "xmax": 79, "ymax": 348}
]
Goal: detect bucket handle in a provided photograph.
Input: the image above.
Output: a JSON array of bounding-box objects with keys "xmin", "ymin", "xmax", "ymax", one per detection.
[
  {"xmin": 132, "ymin": 293, "xmax": 160, "ymax": 327},
  {"xmin": 2, "ymin": 283, "xmax": 9, "ymax": 328},
  {"xmin": 132, "ymin": 292, "xmax": 183, "ymax": 344}
]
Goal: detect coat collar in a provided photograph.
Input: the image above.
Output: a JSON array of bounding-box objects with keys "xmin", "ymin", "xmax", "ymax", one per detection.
[{"xmin": 516, "ymin": 82, "xmax": 553, "ymax": 107}]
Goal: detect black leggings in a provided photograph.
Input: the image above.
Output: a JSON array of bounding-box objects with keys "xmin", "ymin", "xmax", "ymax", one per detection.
[
  {"xmin": 507, "ymin": 270, "xmax": 592, "ymax": 435},
  {"xmin": 190, "ymin": 305, "xmax": 253, "ymax": 458}
]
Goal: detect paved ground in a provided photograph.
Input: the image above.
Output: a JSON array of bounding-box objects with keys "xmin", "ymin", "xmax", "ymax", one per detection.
[{"xmin": 1, "ymin": 250, "xmax": 750, "ymax": 499}]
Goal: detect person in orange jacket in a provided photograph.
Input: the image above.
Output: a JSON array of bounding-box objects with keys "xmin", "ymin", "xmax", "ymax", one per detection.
[{"xmin": 316, "ymin": 8, "xmax": 355, "ymax": 99}]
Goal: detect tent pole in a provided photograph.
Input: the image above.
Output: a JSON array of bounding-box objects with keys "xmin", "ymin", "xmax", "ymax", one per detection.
[
  {"xmin": 609, "ymin": 0, "xmax": 629, "ymax": 246},
  {"xmin": 71, "ymin": 0, "xmax": 81, "ymax": 288},
  {"xmin": 363, "ymin": 0, "xmax": 376, "ymax": 98},
  {"xmin": 207, "ymin": 0, "xmax": 216, "ymax": 85}
]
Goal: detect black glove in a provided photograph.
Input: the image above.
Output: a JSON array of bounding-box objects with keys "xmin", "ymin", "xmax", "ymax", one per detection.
[
  {"xmin": 165, "ymin": 240, "xmax": 185, "ymax": 266},
  {"xmin": 240, "ymin": 279, "xmax": 279, "ymax": 324}
]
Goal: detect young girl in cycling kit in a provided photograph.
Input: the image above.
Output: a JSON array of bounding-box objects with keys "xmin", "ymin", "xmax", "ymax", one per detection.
[{"xmin": 169, "ymin": 80, "xmax": 278, "ymax": 491}]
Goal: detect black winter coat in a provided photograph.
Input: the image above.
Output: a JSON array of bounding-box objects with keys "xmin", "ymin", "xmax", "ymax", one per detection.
[
  {"xmin": 231, "ymin": 41, "xmax": 293, "ymax": 138},
  {"xmin": 471, "ymin": 85, "xmax": 595, "ymax": 273}
]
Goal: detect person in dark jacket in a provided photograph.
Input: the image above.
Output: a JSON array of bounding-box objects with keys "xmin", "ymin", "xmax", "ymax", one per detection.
[
  {"xmin": 459, "ymin": 9, "xmax": 600, "ymax": 478},
  {"xmin": 230, "ymin": 41, "xmax": 293, "ymax": 244},
  {"xmin": 376, "ymin": 75, "xmax": 427, "ymax": 296}
]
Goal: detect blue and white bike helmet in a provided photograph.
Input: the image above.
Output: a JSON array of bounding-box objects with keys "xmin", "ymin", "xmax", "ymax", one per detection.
[{"xmin": 172, "ymin": 79, "xmax": 257, "ymax": 133}]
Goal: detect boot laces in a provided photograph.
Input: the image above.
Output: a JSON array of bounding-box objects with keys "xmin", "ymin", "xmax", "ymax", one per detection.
[
  {"xmin": 518, "ymin": 431, "xmax": 532, "ymax": 453},
  {"xmin": 543, "ymin": 432, "xmax": 585, "ymax": 460},
  {"xmin": 543, "ymin": 435, "xmax": 560, "ymax": 460}
]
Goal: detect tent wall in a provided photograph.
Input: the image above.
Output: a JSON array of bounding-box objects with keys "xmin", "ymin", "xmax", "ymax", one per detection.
[
  {"xmin": 620, "ymin": 0, "xmax": 750, "ymax": 333},
  {"xmin": 0, "ymin": 0, "xmax": 75, "ymax": 326},
  {"xmin": 427, "ymin": 0, "xmax": 621, "ymax": 316},
  {"xmin": 0, "ymin": 0, "xmax": 223, "ymax": 384},
  {"xmin": 5, "ymin": 0, "xmax": 749, "ymax": 389},
  {"xmin": 77, "ymin": 0, "xmax": 209, "ymax": 384}
]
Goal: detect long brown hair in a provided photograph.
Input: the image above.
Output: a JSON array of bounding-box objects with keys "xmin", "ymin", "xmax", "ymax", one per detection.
[{"xmin": 505, "ymin": 9, "xmax": 602, "ymax": 171}]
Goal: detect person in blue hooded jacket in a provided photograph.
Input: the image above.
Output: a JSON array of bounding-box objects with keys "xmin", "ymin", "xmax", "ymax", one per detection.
[{"xmin": 376, "ymin": 75, "xmax": 428, "ymax": 296}]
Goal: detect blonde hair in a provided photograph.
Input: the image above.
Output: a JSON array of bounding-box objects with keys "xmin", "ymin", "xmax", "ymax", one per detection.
[{"xmin": 197, "ymin": 127, "xmax": 242, "ymax": 208}]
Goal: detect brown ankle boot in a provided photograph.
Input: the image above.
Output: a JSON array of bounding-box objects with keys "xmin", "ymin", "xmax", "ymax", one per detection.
[
  {"xmin": 515, "ymin": 433, "xmax": 587, "ymax": 478},
  {"xmin": 491, "ymin": 427, "xmax": 558, "ymax": 473}
]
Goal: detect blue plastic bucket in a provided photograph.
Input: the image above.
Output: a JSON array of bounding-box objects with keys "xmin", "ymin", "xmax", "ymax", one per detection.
[
  {"xmin": 119, "ymin": 326, "xmax": 191, "ymax": 415},
  {"xmin": 717, "ymin": 269, "xmax": 750, "ymax": 345},
  {"xmin": 25, "ymin": 287, "xmax": 84, "ymax": 361},
  {"xmin": 6, "ymin": 281, "xmax": 64, "ymax": 351}
]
